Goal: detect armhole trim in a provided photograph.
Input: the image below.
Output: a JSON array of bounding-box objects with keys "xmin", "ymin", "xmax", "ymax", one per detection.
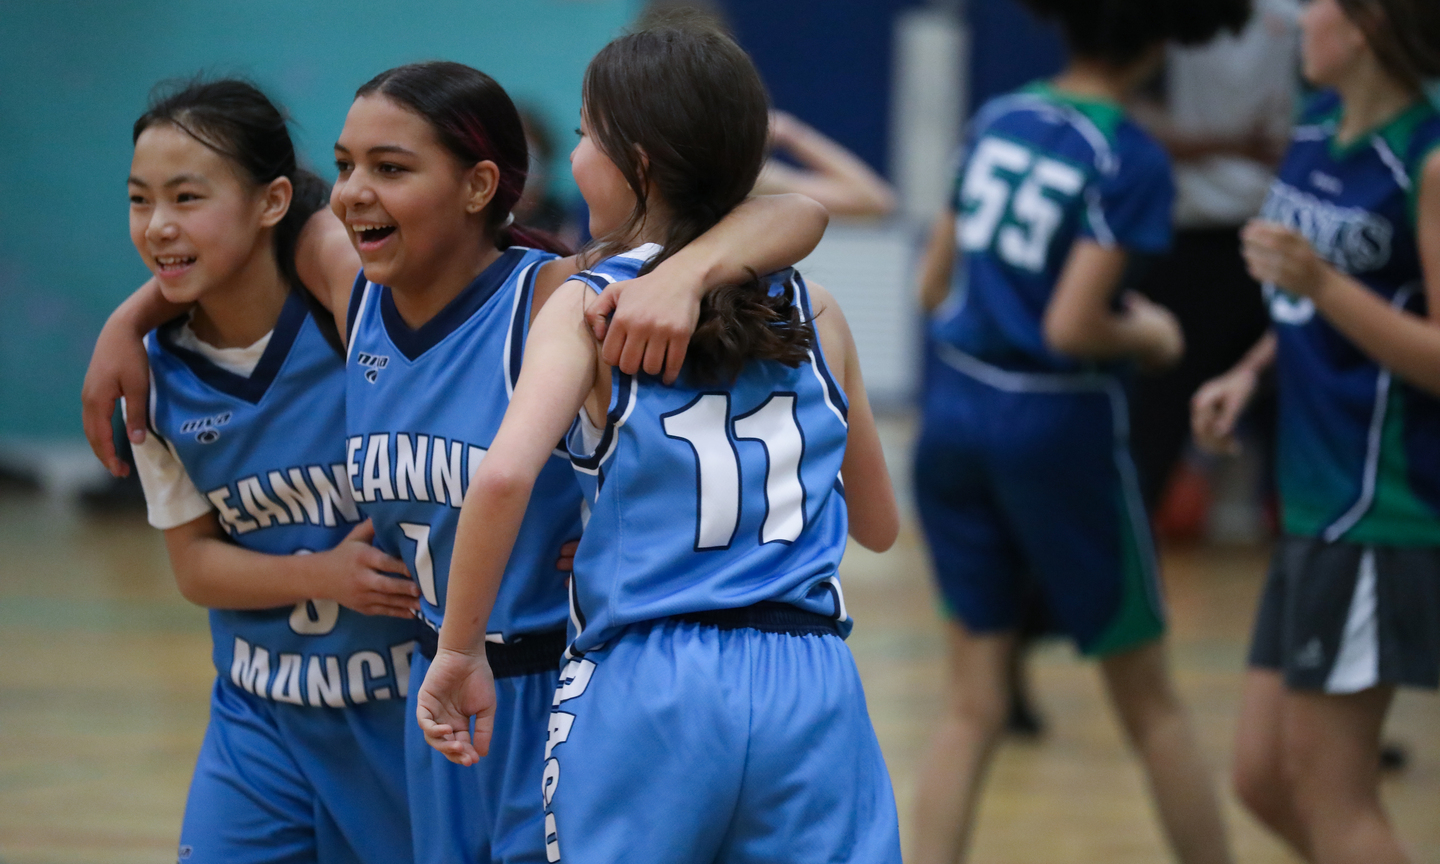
[
  {"xmin": 792, "ymin": 272, "xmax": 848, "ymax": 424},
  {"xmin": 346, "ymin": 278, "xmax": 374, "ymax": 363}
]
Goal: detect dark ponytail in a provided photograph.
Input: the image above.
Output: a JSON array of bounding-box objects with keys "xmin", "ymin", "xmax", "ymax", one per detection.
[
  {"xmin": 356, "ymin": 62, "xmax": 571, "ymax": 257},
  {"xmin": 1018, "ymin": 0, "xmax": 1251, "ymax": 67},
  {"xmin": 583, "ymin": 19, "xmax": 810, "ymax": 384},
  {"xmin": 134, "ymin": 78, "xmax": 339, "ymax": 350}
]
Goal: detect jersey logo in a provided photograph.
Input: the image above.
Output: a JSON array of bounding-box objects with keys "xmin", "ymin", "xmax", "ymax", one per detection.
[
  {"xmin": 179, "ymin": 411, "xmax": 232, "ymax": 444},
  {"xmin": 1260, "ymin": 181, "xmax": 1393, "ymax": 273},
  {"xmin": 1264, "ymin": 282, "xmax": 1316, "ymax": 326},
  {"xmin": 356, "ymin": 352, "xmax": 390, "ymax": 383},
  {"xmin": 1309, "ymin": 170, "xmax": 1344, "ymax": 196}
]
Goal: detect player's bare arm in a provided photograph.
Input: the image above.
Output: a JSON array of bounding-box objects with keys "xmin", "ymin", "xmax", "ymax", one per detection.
[
  {"xmin": 1043, "ymin": 240, "xmax": 1184, "ymax": 371},
  {"xmin": 419, "ymin": 279, "xmax": 596, "ymax": 765},
  {"xmin": 165, "ymin": 514, "xmax": 418, "ymax": 618},
  {"xmin": 810, "ymin": 281, "xmax": 899, "ymax": 552},
  {"xmin": 579, "ymin": 192, "xmax": 828, "ymax": 383}
]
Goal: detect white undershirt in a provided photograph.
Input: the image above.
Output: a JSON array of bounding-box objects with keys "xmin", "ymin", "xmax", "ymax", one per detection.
[{"xmin": 128, "ymin": 319, "xmax": 274, "ymax": 529}]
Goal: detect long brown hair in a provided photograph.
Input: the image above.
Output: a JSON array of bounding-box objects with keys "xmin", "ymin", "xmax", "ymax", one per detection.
[
  {"xmin": 582, "ymin": 20, "xmax": 811, "ymax": 384},
  {"xmin": 1336, "ymin": 0, "xmax": 1440, "ymax": 91}
]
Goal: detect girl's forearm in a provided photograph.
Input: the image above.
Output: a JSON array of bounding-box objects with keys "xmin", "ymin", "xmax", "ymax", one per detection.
[
  {"xmin": 1233, "ymin": 330, "xmax": 1277, "ymax": 376},
  {"xmin": 653, "ymin": 193, "xmax": 828, "ymax": 297},
  {"xmin": 167, "ymin": 528, "xmax": 323, "ymax": 609},
  {"xmin": 1312, "ymin": 269, "xmax": 1440, "ymax": 395},
  {"xmin": 437, "ymin": 471, "xmax": 534, "ymax": 653},
  {"xmin": 115, "ymin": 278, "xmax": 188, "ymax": 334}
]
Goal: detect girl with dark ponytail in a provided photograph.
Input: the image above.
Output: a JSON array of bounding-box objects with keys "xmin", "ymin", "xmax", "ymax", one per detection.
[
  {"xmin": 122, "ymin": 78, "xmax": 422, "ymax": 864},
  {"xmin": 419, "ymin": 22, "xmax": 902, "ymax": 863},
  {"xmin": 1194, "ymin": 0, "xmax": 1440, "ymax": 859}
]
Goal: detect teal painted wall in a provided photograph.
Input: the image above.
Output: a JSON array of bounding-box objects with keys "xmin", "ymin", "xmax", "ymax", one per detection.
[{"xmin": 0, "ymin": 0, "xmax": 638, "ymax": 439}]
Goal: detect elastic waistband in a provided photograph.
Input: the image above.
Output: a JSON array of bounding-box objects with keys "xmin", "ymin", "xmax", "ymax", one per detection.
[
  {"xmin": 417, "ymin": 628, "xmax": 567, "ymax": 679},
  {"xmin": 933, "ymin": 342, "xmax": 1119, "ymax": 394},
  {"xmin": 673, "ymin": 601, "xmax": 841, "ymax": 636}
]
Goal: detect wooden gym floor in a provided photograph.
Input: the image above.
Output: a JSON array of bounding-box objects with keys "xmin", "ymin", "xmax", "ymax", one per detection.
[{"xmin": 1, "ymin": 421, "xmax": 1436, "ymax": 863}]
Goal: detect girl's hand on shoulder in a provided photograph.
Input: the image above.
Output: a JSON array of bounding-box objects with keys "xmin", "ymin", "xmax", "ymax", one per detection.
[
  {"xmin": 311, "ymin": 520, "xmax": 419, "ymax": 618},
  {"xmin": 1191, "ymin": 367, "xmax": 1258, "ymax": 456},
  {"xmin": 584, "ymin": 268, "xmax": 701, "ymax": 384},
  {"xmin": 416, "ymin": 646, "xmax": 496, "ymax": 766},
  {"xmin": 1123, "ymin": 291, "xmax": 1184, "ymax": 372},
  {"xmin": 1242, "ymin": 220, "xmax": 1328, "ymax": 298},
  {"xmin": 82, "ymin": 321, "xmax": 152, "ymax": 477}
]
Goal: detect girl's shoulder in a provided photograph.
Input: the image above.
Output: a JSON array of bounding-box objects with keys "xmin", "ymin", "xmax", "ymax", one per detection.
[{"xmin": 568, "ymin": 243, "xmax": 663, "ymax": 294}]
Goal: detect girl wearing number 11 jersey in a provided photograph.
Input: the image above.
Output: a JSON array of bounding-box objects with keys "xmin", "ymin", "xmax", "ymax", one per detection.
[{"xmin": 417, "ymin": 21, "xmax": 902, "ymax": 864}]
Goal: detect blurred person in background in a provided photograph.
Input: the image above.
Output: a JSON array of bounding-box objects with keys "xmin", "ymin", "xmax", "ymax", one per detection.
[
  {"xmin": 755, "ymin": 109, "xmax": 897, "ymax": 219},
  {"xmin": 1192, "ymin": 0, "xmax": 1440, "ymax": 859},
  {"xmin": 1129, "ymin": 0, "xmax": 1301, "ymax": 518},
  {"xmin": 514, "ymin": 104, "xmax": 572, "ymax": 237},
  {"xmin": 908, "ymin": 0, "xmax": 1250, "ymax": 860}
]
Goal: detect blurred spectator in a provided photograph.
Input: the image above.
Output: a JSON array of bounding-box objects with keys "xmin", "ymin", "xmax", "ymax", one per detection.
[
  {"xmin": 515, "ymin": 104, "xmax": 572, "ymax": 236},
  {"xmin": 755, "ymin": 110, "xmax": 897, "ymax": 219},
  {"xmin": 1129, "ymin": 0, "xmax": 1301, "ymax": 514}
]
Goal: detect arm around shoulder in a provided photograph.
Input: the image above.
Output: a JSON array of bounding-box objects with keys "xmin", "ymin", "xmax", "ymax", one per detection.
[
  {"xmin": 296, "ymin": 208, "xmax": 362, "ymax": 336},
  {"xmin": 808, "ymin": 282, "xmax": 899, "ymax": 552}
]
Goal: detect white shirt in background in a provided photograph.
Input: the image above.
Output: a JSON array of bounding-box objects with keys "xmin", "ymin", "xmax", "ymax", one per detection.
[{"xmin": 1166, "ymin": 0, "xmax": 1302, "ymax": 228}]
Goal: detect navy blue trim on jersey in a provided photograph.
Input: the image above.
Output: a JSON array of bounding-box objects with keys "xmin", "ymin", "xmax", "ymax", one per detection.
[
  {"xmin": 793, "ymin": 272, "xmax": 849, "ymax": 421},
  {"xmin": 507, "ymin": 262, "xmax": 541, "ymax": 389},
  {"xmin": 566, "ymin": 573, "xmax": 589, "ymax": 659},
  {"xmin": 661, "ymin": 391, "xmax": 743, "ymax": 552},
  {"xmin": 733, "ymin": 391, "xmax": 808, "ymax": 546},
  {"xmin": 345, "ymin": 270, "xmax": 367, "ymax": 340},
  {"xmin": 817, "ymin": 579, "xmax": 845, "ymax": 621},
  {"xmin": 570, "ymin": 271, "xmax": 612, "ymax": 295},
  {"xmin": 570, "ymin": 372, "xmax": 636, "ymax": 473},
  {"xmin": 379, "ymin": 247, "xmax": 527, "ymax": 361},
  {"xmin": 156, "ymin": 291, "xmax": 309, "ymax": 404}
]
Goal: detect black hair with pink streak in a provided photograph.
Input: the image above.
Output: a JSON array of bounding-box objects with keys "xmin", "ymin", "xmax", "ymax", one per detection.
[{"xmin": 356, "ymin": 62, "xmax": 570, "ymax": 255}]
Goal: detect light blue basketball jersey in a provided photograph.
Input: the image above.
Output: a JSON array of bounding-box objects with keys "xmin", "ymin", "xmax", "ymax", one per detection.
[
  {"xmin": 932, "ymin": 82, "xmax": 1174, "ymax": 374},
  {"xmin": 145, "ymin": 291, "xmax": 422, "ymax": 709},
  {"xmin": 344, "ymin": 247, "xmax": 583, "ymax": 640},
  {"xmin": 564, "ymin": 246, "xmax": 852, "ymax": 655}
]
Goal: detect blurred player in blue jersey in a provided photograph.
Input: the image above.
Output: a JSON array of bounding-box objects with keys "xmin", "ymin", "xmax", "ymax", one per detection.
[
  {"xmin": 909, "ymin": 1, "xmax": 1250, "ymax": 862},
  {"xmin": 86, "ymin": 61, "xmax": 824, "ymax": 864},
  {"xmin": 1192, "ymin": 0, "xmax": 1440, "ymax": 858},
  {"xmin": 416, "ymin": 20, "xmax": 902, "ymax": 864},
  {"xmin": 121, "ymin": 79, "xmax": 422, "ymax": 864}
]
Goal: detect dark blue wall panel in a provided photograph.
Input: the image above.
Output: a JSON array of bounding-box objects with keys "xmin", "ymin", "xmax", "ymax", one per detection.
[
  {"xmin": 968, "ymin": 0, "xmax": 1066, "ymax": 113},
  {"xmin": 724, "ymin": 0, "xmax": 916, "ymax": 176}
]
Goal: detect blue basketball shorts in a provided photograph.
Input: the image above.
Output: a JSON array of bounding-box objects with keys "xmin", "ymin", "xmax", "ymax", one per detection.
[
  {"xmin": 178, "ymin": 676, "xmax": 411, "ymax": 864},
  {"xmin": 912, "ymin": 349, "xmax": 1165, "ymax": 656},
  {"xmin": 540, "ymin": 618, "xmax": 901, "ymax": 864},
  {"xmin": 405, "ymin": 650, "xmax": 556, "ymax": 864}
]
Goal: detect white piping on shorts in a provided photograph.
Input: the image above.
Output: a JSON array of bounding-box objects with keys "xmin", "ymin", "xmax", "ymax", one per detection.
[{"xmin": 1326, "ymin": 547, "xmax": 1380, "ymax": 693}]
